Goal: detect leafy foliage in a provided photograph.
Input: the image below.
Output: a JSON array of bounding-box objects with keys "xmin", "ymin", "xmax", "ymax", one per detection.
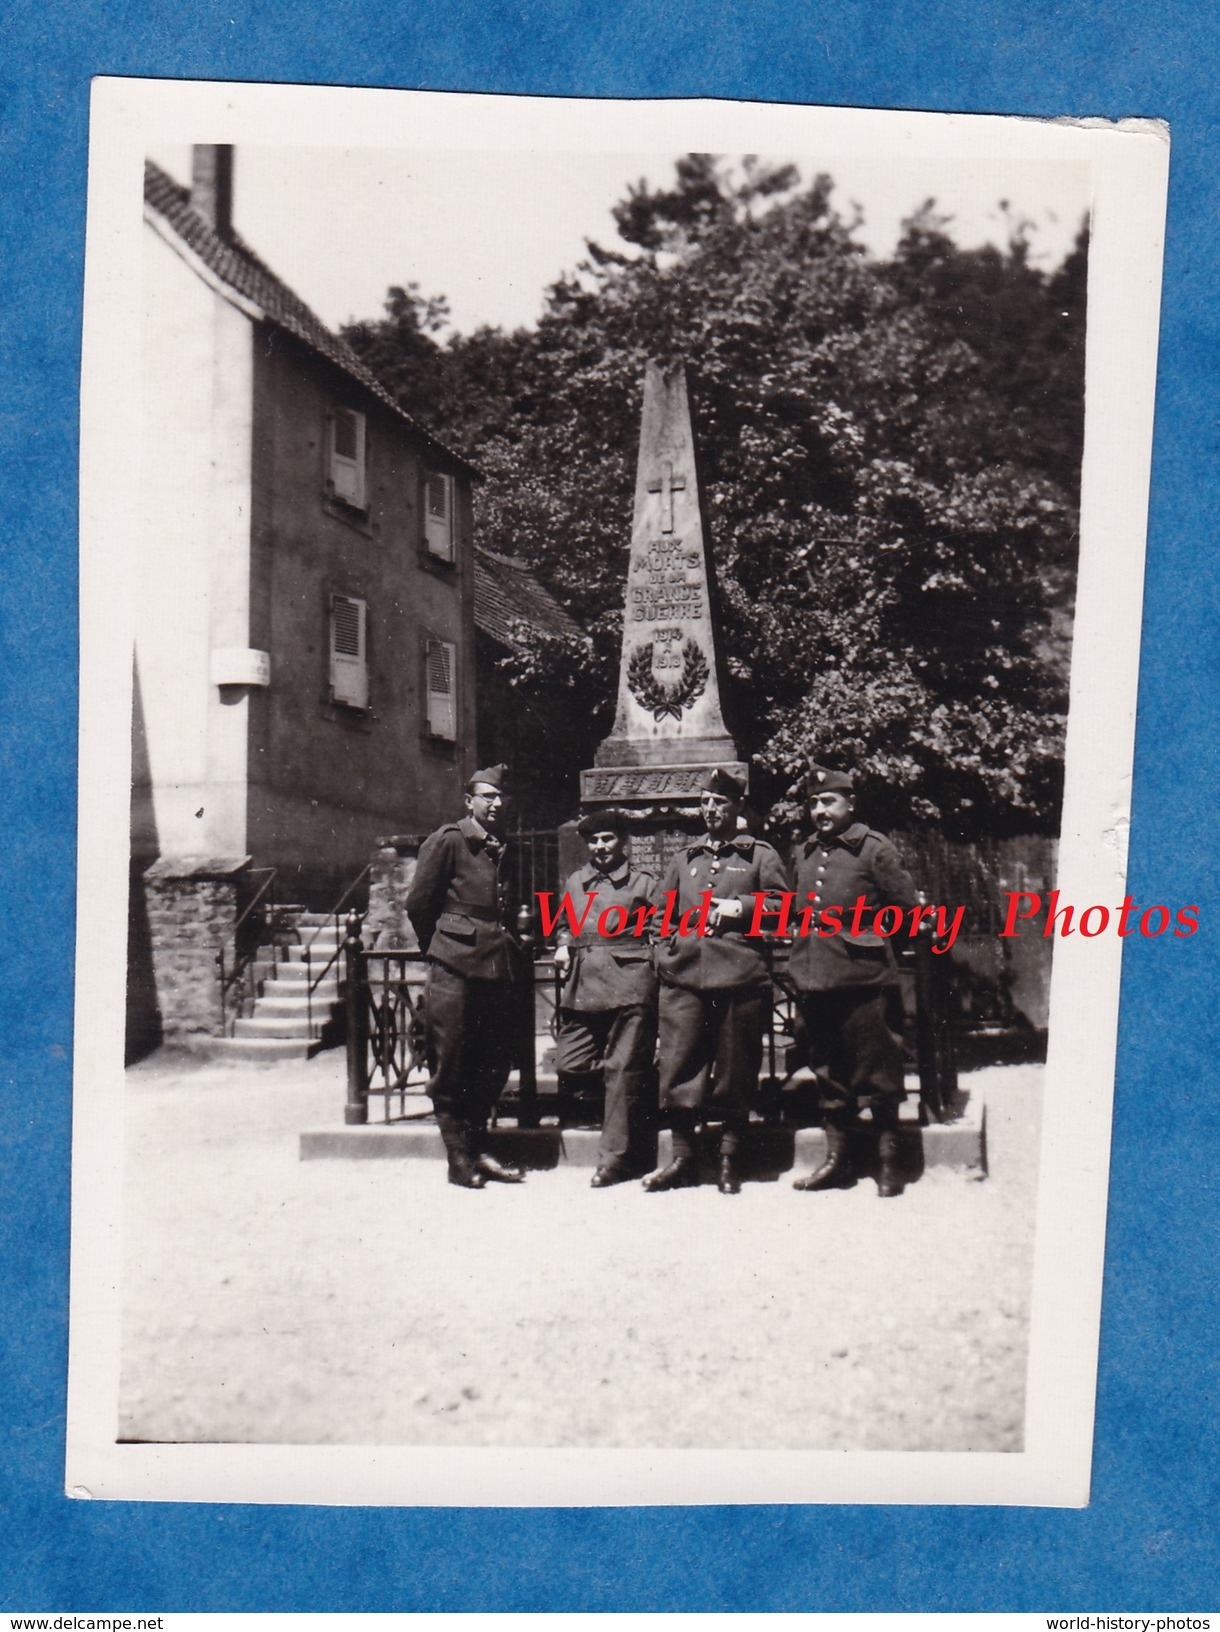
[{"xmin": 343, "ymin": 157, "xmax": 1086, "ymax": 836}]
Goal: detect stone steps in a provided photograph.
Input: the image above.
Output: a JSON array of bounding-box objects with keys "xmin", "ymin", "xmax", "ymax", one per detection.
[
  {"xmin": 213, "ymin": 1035, "xmax": 318, "ymax": 1062},
  {"xmin": 281, "ymin": 940, "xmax": 344, "ymax": 962},
  {"xmin": 252, "ymin": 992, "xmax": 329, "ymax": 1018},
  {"xmin": 260, "ymin": 960, "xmax": 340, "ymax": 990},
  {"xmin": 234, "ymin": 1013, "xmax": 316, "ymax": 1040},
  {"xmin": 221, "ymin": 908, "xmax": 344, "ymax": 1059}
]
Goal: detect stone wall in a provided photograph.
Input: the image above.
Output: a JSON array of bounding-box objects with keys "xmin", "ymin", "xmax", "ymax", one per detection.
[
  {"xmin": 142, "ymin": 856, "xmax": 250, "ymax": 1045},
  {"xmin": 363, "ymin": 838, "xmax": 423, "ymax": 950}
]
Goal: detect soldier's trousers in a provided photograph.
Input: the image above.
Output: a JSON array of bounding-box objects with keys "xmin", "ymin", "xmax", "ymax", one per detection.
[
  {"xmin": 793, "ymin": 986, "xmax": 904, "ymax": 1125},
  {"xmin": 555, "ymin": 1003, "xmax": 657, "ymax": 1167},
  {"xmin": 658, "ymin": 981, "xmax": 768, "ymax": 1123},
  {"xmin": 423, "ymin": 962, "xmax": 516, "ymax": 1133}
]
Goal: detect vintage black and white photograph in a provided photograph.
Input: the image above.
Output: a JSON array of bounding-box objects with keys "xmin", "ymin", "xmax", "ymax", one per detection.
[{"xmin": 68, "ymin": 82, "xmax": 1167, "ymax": 1506}]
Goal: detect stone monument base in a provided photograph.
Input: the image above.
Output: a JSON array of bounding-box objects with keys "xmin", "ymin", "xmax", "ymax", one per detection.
[
  {"xmin": 580, "ymin": 760, "xmax": 749, "ymax": 809},
  {"xmin": 577, "ymin": 760, "xmax": 752, "ymax": 878}
]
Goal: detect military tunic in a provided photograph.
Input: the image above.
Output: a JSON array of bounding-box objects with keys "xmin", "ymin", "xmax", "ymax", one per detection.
[
  {"xmin": 553, "ymin": 859, "xmax": 660, "ymax": 1168},
  {"xmin": 786, "ymin": 821, "xmax": 917, "ymax": 1118},
  {"xmin": 407, "ymin": 817, "xmax": 519, "ymax": 1131},
  {"xmin": 655, "ymin": 833, "xmax": 789, "ymax": 1117}
]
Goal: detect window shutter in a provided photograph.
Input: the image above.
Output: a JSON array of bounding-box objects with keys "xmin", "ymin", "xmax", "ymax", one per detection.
[
  {"xmin": 329, "ymin": 407, "xmax": 367, "ymax": 509},
  {"xmin": 425, "ymin": 637, "xmax": 456, "ymax": 740},
  {"xmin": 329, "ymin": 594, "xmax": 369, "ymax": 709},
  {"xmin": 424, "ymin": 471, "xmax": 454, "ymax": 561}
]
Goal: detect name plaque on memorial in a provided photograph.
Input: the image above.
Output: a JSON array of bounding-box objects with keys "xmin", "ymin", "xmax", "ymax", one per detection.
[{"xmin": 579, "ymin": 761, "xmax": 750, "ymax": 804}]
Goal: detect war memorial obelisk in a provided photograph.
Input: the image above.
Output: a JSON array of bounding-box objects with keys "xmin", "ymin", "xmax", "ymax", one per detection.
[{"xmin": 580, "ymin": 361, "xmax": 747, "ymax": 872}]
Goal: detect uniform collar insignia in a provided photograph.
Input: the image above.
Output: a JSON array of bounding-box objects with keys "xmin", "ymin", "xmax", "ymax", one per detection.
[
  {"xmin": 582, "ymin": 859, "xmax": 629, "ymax": 886},
  {"xmin": 694, "ymin": 834, "xmax": 752, "ymax": 857},
  {"xmin": 805, "ymin": 821, "xmax": 868, "ymax": 854},
  {"xmin": 459, "ymin": 815, "xmax": 503, "ymax": 853}
]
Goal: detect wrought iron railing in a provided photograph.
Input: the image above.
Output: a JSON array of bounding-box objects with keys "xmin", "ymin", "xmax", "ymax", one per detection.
[
  {"xmin": 910, "ymin": 911, "xmax": 958, "ymax": 1120},
  {"xmin": 343, "ymin": 934, "xmax": 431, "ymax": 1124},
  {"xmin": 753, "ymin": 928, "xmax": 957, "ymax": 1123},
  {"xmin": 304, "ymin": 864, "xmax": 372, "ymax": 1040},
  {"xmin": 508, "ymin": 827, "xmax": 560, "ymax": 919},
  {"xmin": 340, "ymin": 904, "xmax": 959, "ymax": 1128},
  {"xmin": 217, "ymin": 867, "xmax": 279, "ymax": 1035}
]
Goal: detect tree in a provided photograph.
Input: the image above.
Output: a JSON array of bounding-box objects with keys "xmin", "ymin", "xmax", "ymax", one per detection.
[{"xmin": 343, "ymin": 158, "xmax": 1086, "ymax": 836}]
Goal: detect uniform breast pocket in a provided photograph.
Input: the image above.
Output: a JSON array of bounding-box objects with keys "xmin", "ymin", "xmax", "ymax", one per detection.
[{"xmin": 436, "ymin": 913, "xmax": 478, "ymax": 943}]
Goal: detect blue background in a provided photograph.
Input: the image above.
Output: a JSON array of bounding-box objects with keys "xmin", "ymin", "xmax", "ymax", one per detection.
[{"xmin": 3, "ymin": 0, "xmax": 1217, "ymax": 1611}]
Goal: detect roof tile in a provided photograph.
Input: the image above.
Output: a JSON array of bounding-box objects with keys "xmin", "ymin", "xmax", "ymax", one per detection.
[{"xmin": 474, "ymin": 549, "xmax": 586, "ymax": 647}]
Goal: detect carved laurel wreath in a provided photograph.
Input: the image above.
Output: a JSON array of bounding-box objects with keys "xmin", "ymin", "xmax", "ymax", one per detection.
[{"xmin": 628, "ymin": 639, "xmax": 710, "ymax": 721}]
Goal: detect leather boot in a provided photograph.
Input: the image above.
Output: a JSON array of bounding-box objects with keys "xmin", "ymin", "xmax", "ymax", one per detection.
[
  {"xmin": 793, "ymin": 1125, "xmax": 854, "ymax": 1191},
  {"xmin": 646, "ymin": 1115, "xmax": 700, "ymax": 1191},
  {"xmin": 477, "ymin": 1150, "xmax": 526, "ymax": 1184},
  {"xmin": 447, "ymin": 1151, "xmax": 488, "ymax": 1189},
  {"xmin": 591, "ymin": 1162, "xmax": 633, "ymax": 1188},
  {"xmin": 876, "ymin": 1129, "xmax": 904, "ymax": 1197},
  {"xmin": 466, "ymin": 1122, "xmax": 525, "ymax": 1184},
  {"xmin": 436, "ymin": 1111, "xmax": 487, "ymax": 1189},
  {"xmin": 642, "ymin": 1157, "xmax": 700, "ymax": 1192},
  {"xmin": 717, "ymin": 1153, "xmax": 742, "ymax": 1195},
  {"xmin": 717, "ymin": 1125, "xmax": 743, "ymax": 1194}
]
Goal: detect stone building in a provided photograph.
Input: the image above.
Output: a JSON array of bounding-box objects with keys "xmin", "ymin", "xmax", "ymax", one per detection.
[{"xmin": 129, "ymin": 147, "xmax": 480, "ymax": 1056}]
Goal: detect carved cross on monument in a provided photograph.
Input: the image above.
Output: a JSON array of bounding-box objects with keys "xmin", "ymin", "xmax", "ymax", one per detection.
[
  {"xmin": 646, "ymin": 459, "xmax": 686, "ymax": 534},
  {"xmin": 582, "ymin": 359, "xmax": 745, "ymax": 811}
]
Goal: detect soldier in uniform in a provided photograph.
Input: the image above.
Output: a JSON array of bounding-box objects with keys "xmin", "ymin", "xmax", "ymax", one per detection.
[
  {"xmin": 787, "ymin": 765, "xmax": 918, "ymax": 1198},
  {"xmin": 407, "ymin": 764, "xmax": 526, "ymax": 1189},
  {"xmin": 645, "ymin": 767, "xmax": 789, "ymax": 1195},
  {"xmin": 553, "ymin": 809, "xmax": 660, "ymax": 1188}
]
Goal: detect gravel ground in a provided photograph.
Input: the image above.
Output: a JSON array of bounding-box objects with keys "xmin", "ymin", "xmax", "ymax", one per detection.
[{"xmin": 119, "ymin": 1051, "xmax": 1041, "ymax": 1451}]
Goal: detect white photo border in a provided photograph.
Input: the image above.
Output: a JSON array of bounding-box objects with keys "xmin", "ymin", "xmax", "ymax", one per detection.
[{"xmin": 68, "ymin": 76, "xmax": 1169, "ymax": 1507}]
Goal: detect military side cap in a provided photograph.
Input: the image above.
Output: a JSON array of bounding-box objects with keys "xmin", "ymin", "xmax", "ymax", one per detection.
[
  {"xmin": 804, "ymin": 764, "xmax": 854, "ymax": 795},
  {"xmin": 466, "ymin": 763, "xmax": 507, "ymax": 792},
  {"xmin": 700, "ymin": 766, "xmax": 746, "ymax": 800},
  {"xmin": 577, "ymin": 807, "xmax": 630, "ymax": 838}
]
